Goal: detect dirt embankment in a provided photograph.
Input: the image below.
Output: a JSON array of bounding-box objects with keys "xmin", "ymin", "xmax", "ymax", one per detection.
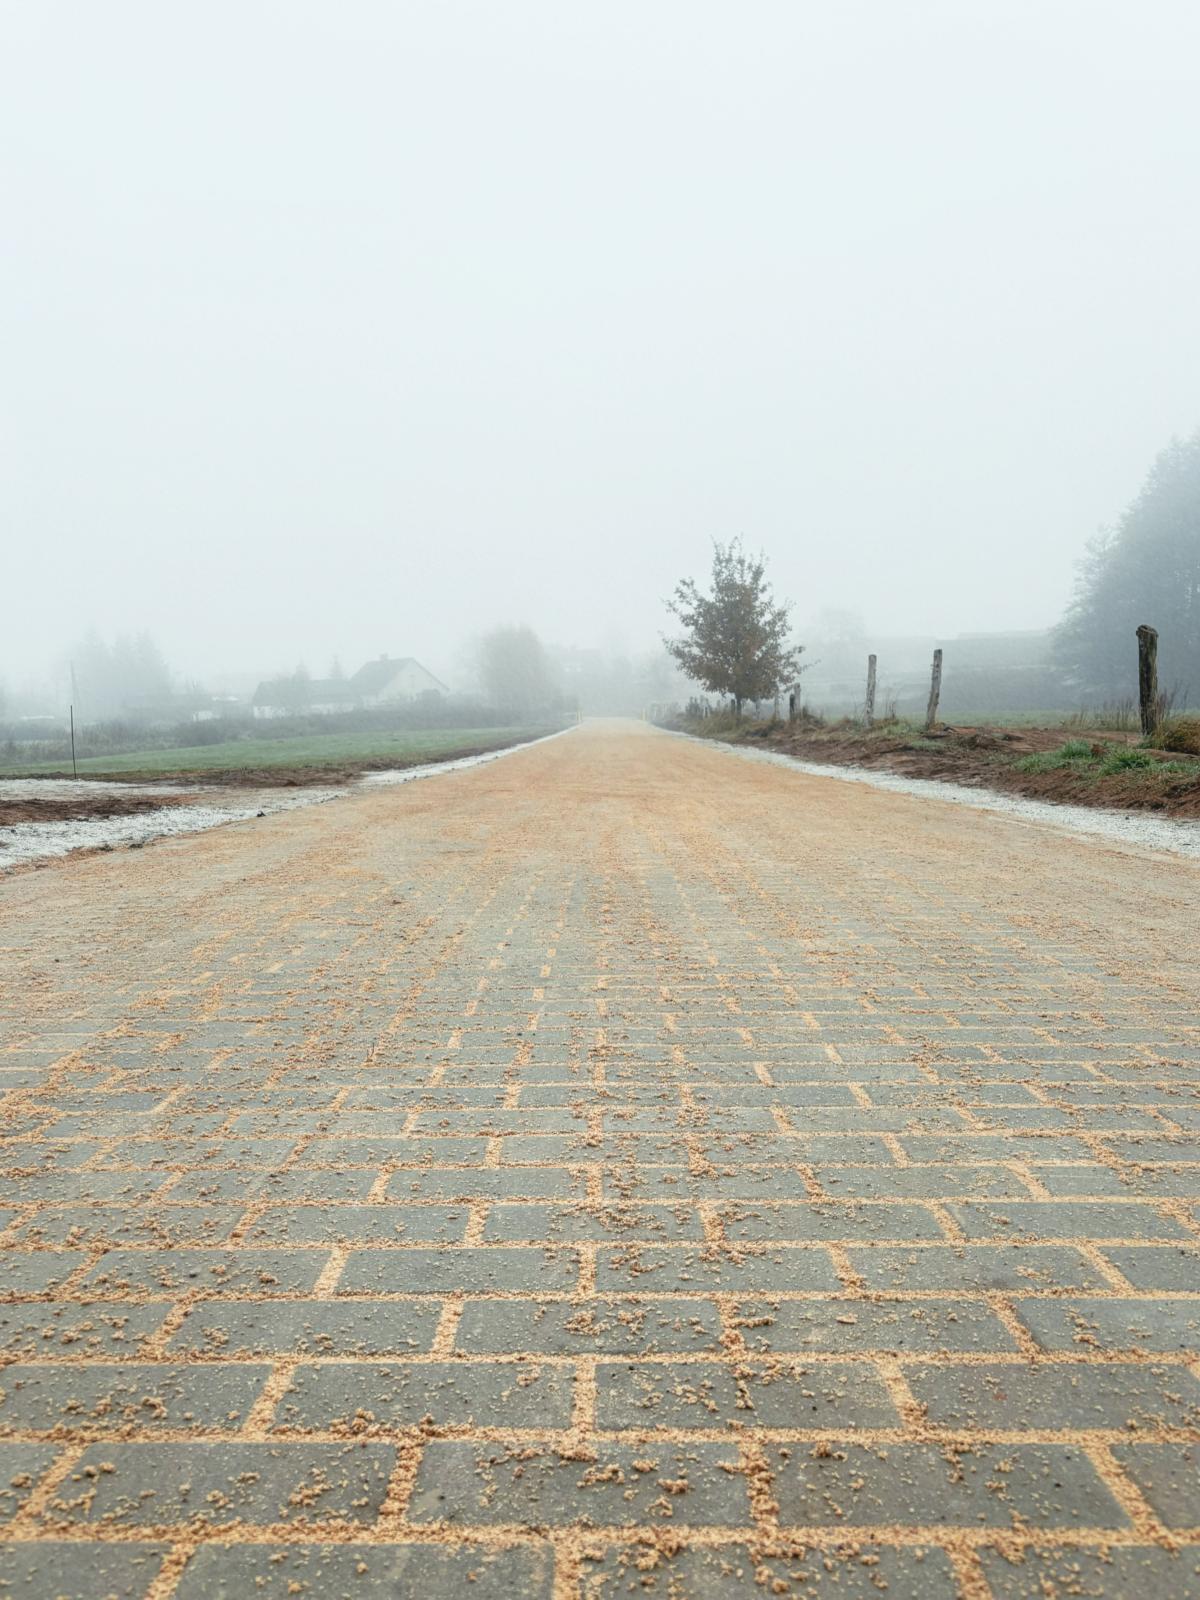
[
  {"xmin": 0, "ymin": 791, "xmax": 198, "ymax": 828},
  {"xmin": 674, "ymin": 719, "xmax": 1200, "ymax": 818}
]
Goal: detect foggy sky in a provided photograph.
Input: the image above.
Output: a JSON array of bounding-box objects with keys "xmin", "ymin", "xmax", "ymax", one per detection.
[{"xmin": 4, "ymin": 1, "xmax": 1200, "ymax": 690}]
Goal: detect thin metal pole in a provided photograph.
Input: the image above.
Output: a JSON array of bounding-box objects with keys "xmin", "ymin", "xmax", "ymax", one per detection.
[{"xmin": 70, "ymin": 705, "xmax": 78, "ymax": 778}]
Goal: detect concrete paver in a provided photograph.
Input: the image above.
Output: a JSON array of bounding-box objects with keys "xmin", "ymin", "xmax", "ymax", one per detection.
[{"xmin": 1, "ymin": 721, "xmax": 1199, "ymax": 1595}]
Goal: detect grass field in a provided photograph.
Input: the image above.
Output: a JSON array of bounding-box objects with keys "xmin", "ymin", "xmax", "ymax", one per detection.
[{"xmin": 7, "ymin": 726, "xmax": 551, "ymax": 778}]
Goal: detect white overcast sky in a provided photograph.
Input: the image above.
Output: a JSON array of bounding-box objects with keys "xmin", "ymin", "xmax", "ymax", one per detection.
[{"xmin": 3, "ymin": 1, "xmax": 1199, "ymax": 686}]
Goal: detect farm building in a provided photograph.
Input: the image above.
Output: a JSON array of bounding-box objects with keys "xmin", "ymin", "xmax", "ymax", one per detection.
[
  {"xmin": 252, "ymin": 656, "xmax": 448, "ymax": 718},
  {"xmin": 349, "ymin": 655, "xmax": 449, "ymax": 706}
]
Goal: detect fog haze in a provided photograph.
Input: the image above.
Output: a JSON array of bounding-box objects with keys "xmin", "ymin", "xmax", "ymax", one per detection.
[{"xmin": 4, "ymin": 0, "xmax": 1199, "ymax": 687}]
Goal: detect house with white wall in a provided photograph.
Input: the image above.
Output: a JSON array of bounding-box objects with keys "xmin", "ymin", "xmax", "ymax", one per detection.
[
  {"xmin": 251, "ymin": 655, "xmax": 448, "ymax": 718},
  {"xmin": 349, "ymin": 656, "xmax": 448, "ymax": 705}
]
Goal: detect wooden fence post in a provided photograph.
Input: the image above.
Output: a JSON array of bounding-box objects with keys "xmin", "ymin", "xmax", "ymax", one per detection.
[
  {"xmin": 788, "ymin": 691, "xmax": 796, "ymax": 724},
  {"xmin": 925, "ymin": 648, "xmax": 943, "ymax": 731},
  {"xmin": 1137, "ymin": 624, "xmax": 1159, "ymax": 736},
  {"xmin": 864, "ymin": 654, "xmax": 877, "ymax": 728}
]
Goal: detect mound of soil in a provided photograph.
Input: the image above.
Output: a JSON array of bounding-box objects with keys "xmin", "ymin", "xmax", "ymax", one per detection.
[{"xmin": 0, "ymin": 792, "xmax": 194, "ymax": 828}]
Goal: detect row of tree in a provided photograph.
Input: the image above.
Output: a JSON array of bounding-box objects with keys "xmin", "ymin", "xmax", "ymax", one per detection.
[{"xmin": 1054, "ymin": 431, "xmax": 1200, "ymax": 698}]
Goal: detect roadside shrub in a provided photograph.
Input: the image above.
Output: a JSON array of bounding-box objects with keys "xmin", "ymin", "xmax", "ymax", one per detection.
[
  {"xmin": 1151, "ymin": 715, "xmax": 1200, "ymax": 756},
  {"xmin": 1057, "ymin": 739, "xmax": 1096, "ymax": 761},
  {"xmin": 1100, "ymin": 747, "xmax": 1155, "ymax": 773},
  {"xmin": 1018, "ymin": 740, "xmax": 1103, "ymax": 774}
]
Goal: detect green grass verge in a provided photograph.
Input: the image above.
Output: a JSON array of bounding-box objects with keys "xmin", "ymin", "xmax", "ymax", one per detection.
[
  {"xmin": 1018, "ymin": 741, "xmax": 1198, "ymax": 779},
  {"xmin": 6, "ymin": 726, "xmax": 549, "ymax": 777}
]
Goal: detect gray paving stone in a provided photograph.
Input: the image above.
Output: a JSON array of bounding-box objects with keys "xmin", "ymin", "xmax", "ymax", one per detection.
[
  {"xmin": 1014, "ymin": 1296, "xmax": 1200, "ymax": 1353},
  {"xmin": 734, "ymin": 1298, "xmax": 1018, "ymax": 1354},
  {"xmin": 386, "ymin": 1167, "xmax": 583, "ymax": 1201},
  {"xmin": 1025, "ymin": 1165, "xmax": 1137, "ymax": 1196},
  {"xmin": 0, "ymin": 1444, "xmax": 58, "ymax": 1521},
  {"xmin": 815, "ymin": 1164, "xmax": 1032, "ymax": 1199},
  {"xmin": 908, "ymin": 1361, "xmax": 1200, "ymax": 1432},
  {"xmin": 338, "ymin": 1247, "xmax": 579, "ymax": 1295},
  {"xmin": 15, "ymin": 1204, "xmax": 244, "ymax": 1247},
  {"xmin": 170, "ymin": 1168, "xmax": 377, "ymax": 1202},
  {"xmin": 0, "ymin": 1542, "xmax": 166, "ymax": 1598},
  {"xmin": 847, "ymin": 1245, "xmax": 1109, "ymax": 1292},
  {"xmin": 0, "ymin": 1254, "xmax": 85, "ymax": 1296},
  {"xmin": 80, "ymin": 1248, "xmax": 329, "ymax": 1297},
  {"xmin": 455, "ymin": 1297, "xmax": 724, "ymax": 1354},
  {"xmin": 411, "ymin": 1439, "xmax": 748, "ymax": 1524},
  {"xmin": 483, "ymin": 1203, "xmax": 704, "ymax": 1242},
  {"xmin": 721, "ymin": 1202, "xmax": 944, "ymax": 1243},
  {"xmin": 51, "ymin": 1442, "xmax": 396, "ymax": 1526},
  {"xmin": 781, "ymin": 1137, "xmax": 902, "ymax": 1166},
  {"xmin": 579, "ymin": 1545, "xmax": 958, "ymax": 1598},
  {"xmin": 1106, "ymin": 1138, "xmax": 1200, "ymax": 1163},
  {"xmin": 899, "ymin": 1135, "xmax": 1097, "ymax": 1163},
  {"xmin": 0, "ymin": 1302, "xmax": 167, "ymax": 1357},
  {"xmin": 297, "ymin": 1137, "xmax": 486, "ymax": 1167},
  {"xmin": 980, "ymin": 1545, "xmax": 1200, "ymax": 1599},
  {"xmin": 1110, "ymin": 1441, "xmax": 1200, "ymax": 1527},
  {"xmin": 772, "ymin": 1441, "xmax": 1128, "ymax": 1527},
  {"xmin": 1101, "ymin": 1245, "xmax": 1200, "ymax": 1290},
  {"xmin": 409, "ymin": 1109, "xmax": 584, "ymax": 1135},
  {"xmin": 945, "ymin": 1200, "xmax": 1189, "ymax": 1241},
  {"xmin": 167, "ymin": 1300, "xmax": 441, "ymax": 1356},
  {"xmin": 0, "ymin": 1143, "xmax": 109, "ymax": 1173},
  {"xmin": 99, "ymin": 1137, "xmax": 299, "ymax": 1168},
  {"xmin": 596, "ymin": 1245, "xmax": 839, "ymax": 1295},
  {"xmin": 596, "ymin": 1359, "xmax": 898, "ymax": 1430},
  {"xmin": 244, "ymin": 1204, "xmax": 468, "ymax": 1244},
  {"xmin": 274, "ymin": 1360, "xmax": 573, "ymax": 1431},
  {"xmin": 1, "ymin": 1173, "xmax": 175, "ymax": 1207},
  {"xmin": 174, "ymin": 1543, "xmax": 556, "ymax": 1600},
  {"xmin": 603, "ymin": 1167, "xmax": 810, "ymax": 1203},
  {"xmin": 0, "ymin": 1362, "xmax": 271, "ymax": 1434}
]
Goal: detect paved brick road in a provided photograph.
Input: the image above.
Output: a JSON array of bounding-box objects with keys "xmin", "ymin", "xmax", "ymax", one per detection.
[{"xmin": 2, "ymin": 723, "xmax": 1199, "ymax": 1598}]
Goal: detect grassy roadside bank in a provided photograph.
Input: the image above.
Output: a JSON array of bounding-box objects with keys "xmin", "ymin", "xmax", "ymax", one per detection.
[
  {"xmin": 665, "ymin": 714, "xmax": 1200, "ymax": 819},
  {"xmin": 2, "ymin": 725, "xmax": 562, "ymax": 790}
]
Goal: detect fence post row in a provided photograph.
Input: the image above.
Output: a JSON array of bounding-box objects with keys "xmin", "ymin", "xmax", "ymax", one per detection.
[{"xmin": 1136, "ymin": 624, "xmax": 1159, "ymax": 736}]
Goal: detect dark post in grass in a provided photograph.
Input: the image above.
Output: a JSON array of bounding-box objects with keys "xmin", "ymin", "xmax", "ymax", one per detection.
[
  {"xmin": 69, "ymin": 705, "xmax": 77, "ymax": 779},
  {"xmin": 925, "ymin": 648, "xmax": 943, "ymax": 731},
  {"xmin": 864, "ymin": 654, "xmax": 877, "ymax": 728},
  {"xmin": 1137, "ymin": 624, "xmax": 1159, "ymax": 736},
  {"xmin": 788, "ymin": 690, "xmax": 796, "ymax": 724}
]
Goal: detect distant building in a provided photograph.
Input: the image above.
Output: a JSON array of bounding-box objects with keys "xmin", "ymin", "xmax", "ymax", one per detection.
[
  {"xmin": 348, "ymin": 655, "xmax": 449, "ymax": 706},
  {"xmin": 252, "ymin": 655, "xmax": 448, "ymax": 718}
]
